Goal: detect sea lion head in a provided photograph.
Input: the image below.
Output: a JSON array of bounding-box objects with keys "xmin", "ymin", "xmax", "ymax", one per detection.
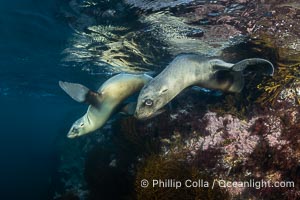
[
  {"xmin": 67, "ymin": 114, "xmax": 92, "ymax": 138},
  {"xmin": 135, "ymin": 82, "xmax": 169, "ymax": 120}
]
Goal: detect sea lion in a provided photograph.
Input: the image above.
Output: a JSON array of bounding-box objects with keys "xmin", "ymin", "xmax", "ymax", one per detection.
[
  {"xmin": 59, "ymin": 73, "xmax": 153, "ymax": 138},
  {"xmin": 135, "ymin": 54, "xmax": 274, "ymax": 120}
]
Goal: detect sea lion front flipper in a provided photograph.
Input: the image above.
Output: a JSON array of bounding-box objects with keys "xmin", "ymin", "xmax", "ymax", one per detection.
[
  {"xmin": 119, "ymin": 102, "xmax": 137, "ymax": 115},
  {"xmin": 191, "ymin": 86, "xmax": 223, "ymax": 96},
  {"xmin": 210, "ymin": 59, "xmax": 234, "ymax": 70},
  {"xmin": 59, "ymin": 81, "xmax": 102, "ymax": 106},
  {"xmin": 231, "ymin": 58, "xmax": 274, "ymax": 76}
]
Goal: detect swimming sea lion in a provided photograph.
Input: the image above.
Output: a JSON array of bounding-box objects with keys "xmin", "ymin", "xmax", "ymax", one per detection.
[
  {"xmin": 135, "ymin": 54, "xmax": 274, "ymax": 120},
  {"xmin": 59, "ymin": 73, "xmax": 153, "ymax": 138}
]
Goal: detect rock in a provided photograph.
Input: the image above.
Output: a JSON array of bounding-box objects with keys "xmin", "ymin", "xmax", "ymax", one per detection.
[{"xmin": 186, "ymin": 28, "xmax": 204, "ymax": 38}]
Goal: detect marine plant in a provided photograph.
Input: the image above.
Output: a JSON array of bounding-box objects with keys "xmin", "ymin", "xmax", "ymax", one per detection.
[
  {"xmin": 135, "ymin": 152, "xmax": 229, "ymax": 200},
  {"xmin": 208, "ymin": 72, "xmax": 264, "ymax": 120},
  {"xmin": 84, "ymin": 146, "xmax": 134, "ymax": 200},
  {"xmin": 256, "ymin": 62, "xmax": 300, "ymax": 107},
  {"xmin": 244, "ymin": 127, "xmax": 300, "ymax": 199},
  {"xmin": 112, "ymin": 116, "xmax": 162, "ymax": 157},
  {"xmin": 55, "ymin": 192, "xmax": 80, "ymax": 200},
  {"xmin": 208, "ymin": 94, "xmax": 248, "ymax": 119}
]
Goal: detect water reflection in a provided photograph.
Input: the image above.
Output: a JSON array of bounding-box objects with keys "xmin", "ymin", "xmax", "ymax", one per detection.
[{"xmin": 61, "ymin": 0, "xmax": 247, "ymax": 74}]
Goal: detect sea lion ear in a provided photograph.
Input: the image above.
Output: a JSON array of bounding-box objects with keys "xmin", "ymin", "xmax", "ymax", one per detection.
[
  {"xmin": 59, "ymin": 81, "xmax": 102, "ymax": 106},
  {"xmin": 231, "ymin": 58, "xmax": 274, "ymax": 76}
]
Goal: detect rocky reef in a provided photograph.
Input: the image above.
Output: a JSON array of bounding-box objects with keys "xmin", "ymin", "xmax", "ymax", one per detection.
[
  {"xmin": 178, "ymin": 0, "xmax": 300, "ymax": 63},
  {"xmin": 131, "ymin": 84, "xmax": 300, "ymax": 199}
]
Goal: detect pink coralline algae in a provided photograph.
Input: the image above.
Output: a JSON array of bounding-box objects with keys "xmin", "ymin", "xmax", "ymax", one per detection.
[
  {"xmin": 175, "ymin": 105, "xmax": 300, "ymax": 199},
  {"xmin": 185, "ymin": 108, "xmax": 295, "ymax": 162},
  {"xmin": 185, "ymin": 111, "xmax": 259, "ymax": 165}
]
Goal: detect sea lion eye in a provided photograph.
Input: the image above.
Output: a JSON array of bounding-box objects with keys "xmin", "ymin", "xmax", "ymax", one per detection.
[
  {"xmin": 80, "ymin": 123, "xmax": 84, "ymax": 127},
  {"xmin": 144, "ymin": 99, "xmax": 153, "ymax": 106}
]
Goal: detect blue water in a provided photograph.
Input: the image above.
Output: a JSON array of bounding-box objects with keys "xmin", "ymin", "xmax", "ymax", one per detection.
[{"xmin": 0, "ymin": 0, "xmax": 101, "ymax": 199}]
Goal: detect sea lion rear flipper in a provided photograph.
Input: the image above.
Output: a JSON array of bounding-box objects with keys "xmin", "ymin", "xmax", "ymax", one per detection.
[
  {"xmin": 231, "ymin": 58, "xmax": 274, "ymax": 76},
  {"xmin": 59, "ymin": 81, "xmax": 101, "ymax": 106}
]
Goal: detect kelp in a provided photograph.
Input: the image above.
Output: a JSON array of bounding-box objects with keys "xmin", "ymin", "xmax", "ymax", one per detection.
[
  {"xmin": 208, "ymin": 94, "xmax": 249, "ymax": 120},
  {"xmin": 135, "ymin": 152, "xmax": 229, "ymax": 200},
  {"xmin": 256, "ymin": 63, "xmax": 300, "ymax": 106},
  {"xmin": 112, "ymin": 116, "xmax": 162, "ymax": 157}
]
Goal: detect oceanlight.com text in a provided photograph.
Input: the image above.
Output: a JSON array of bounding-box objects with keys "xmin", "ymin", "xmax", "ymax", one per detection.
[{"xmin": 140, "ymin": 179, "xmax": 295, "ymax": 190}]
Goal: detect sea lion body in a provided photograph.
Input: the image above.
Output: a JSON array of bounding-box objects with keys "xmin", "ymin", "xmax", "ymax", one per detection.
[
  {"xmin": 60, "ymin": 73, "xmax": 153, "ymax": 138},
  {"xmin": 135, "ymin": 54, "xmax": 274, "ymax": 120}
]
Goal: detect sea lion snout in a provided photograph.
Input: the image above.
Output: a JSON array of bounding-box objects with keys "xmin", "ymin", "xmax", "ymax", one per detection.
[
  {"xmin": 134, "ymin": 105, "xmax": 152, "ymax": 120},
  {"xmin": 67, "ymin": 127, "xmax": 80, "ymax": 138},
  {"xmin": 135, "ymin": 85, "xmax": 171, "ymax": 120},
  {"xmin": 67, "ymin": 133, "xmax": 77, "ymax": 139},
  {"xmin": 134, "ymin": 101, "xmax": 155, "ymax": 120},
  {"xmin": 134, "ymin": 97, "xmax": 167, "ymax": 120}
]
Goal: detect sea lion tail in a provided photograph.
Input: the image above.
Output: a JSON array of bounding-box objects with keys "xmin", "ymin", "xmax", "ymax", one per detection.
[
  {"xmin": 59, "ymin": 81, "xmax": 90, "ymax": 103},
  {"xmin": 231, "ymin": 58, "xmax": 274, "ymax": 76}
]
